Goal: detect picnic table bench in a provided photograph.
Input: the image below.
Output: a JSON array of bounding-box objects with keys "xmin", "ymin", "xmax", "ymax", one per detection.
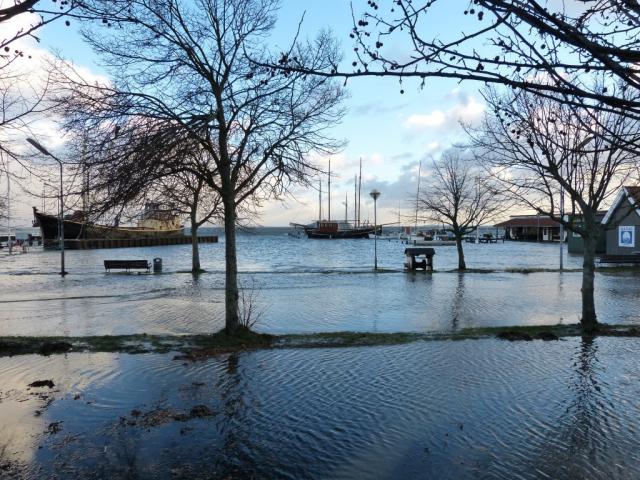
[
  {"xmin": 404, "ymin": 247, "xmax": 435, "ymax": 271},
  {"xmin": 104, "ymin": 259, "xmax": 151, "ymax": 272},
  {"xmin": 598, "ymin": 254, "xmax": 640, "ymax": 264}
]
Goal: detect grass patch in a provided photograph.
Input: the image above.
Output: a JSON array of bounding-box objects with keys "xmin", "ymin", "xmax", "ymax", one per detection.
[
  {"xmin": 458, "ymin": 324, "xmax": 583, "ymax": 338},
  {"xmin": 276, "ymin": 331, "xmax": 425, "ymax": 348},
  {"xmin": 2, "ymin": 324, "xmax": 640, "ymax": 358}
]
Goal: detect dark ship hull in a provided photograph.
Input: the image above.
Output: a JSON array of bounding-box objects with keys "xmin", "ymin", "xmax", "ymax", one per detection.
[
  {"xmin": 291, "ymin": 221, "xmax": 381, "ymax": 239},
  {"xmin": 304, "ymin": 227, "xmax": 377, "ymax": 239},
  {"xmin": 33, "ymin": 208, "xmax": 183, "ymax": 248}
]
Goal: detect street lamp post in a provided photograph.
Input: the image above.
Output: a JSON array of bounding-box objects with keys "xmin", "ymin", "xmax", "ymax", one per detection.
[
  {"xmin": 27, "ymin": 138, "xmax": 67, "ymax": 276},
  {"xmin": 559, "ymin": 135, "xmax": 593, "ymax": 271},
  {"xmin": 370, "ymin": 189, "xmax": 381, "ymax": 270},
  {"xmin": 559, "ymin": 183, "xmax": 565, "ymax": 271}
]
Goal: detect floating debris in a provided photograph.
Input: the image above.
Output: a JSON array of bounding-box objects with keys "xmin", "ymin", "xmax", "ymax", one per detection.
[{"xmin": 28, "ymin": 380, "xmax": 55, "ymax": 389}]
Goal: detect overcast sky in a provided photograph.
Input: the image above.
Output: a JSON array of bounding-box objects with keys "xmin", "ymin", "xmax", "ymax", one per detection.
[{"xmin": 4, "ymin": 0, "xmax": 491, "ymax": 228}]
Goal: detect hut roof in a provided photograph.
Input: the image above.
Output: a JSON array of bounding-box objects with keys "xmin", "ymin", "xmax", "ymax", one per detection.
[
  {"xmin": 602, "ymin": 186, "xmax": 640, "ymax": 225},
  {"xmin": 495, "ymin": 216, "xmax": 560, "ymax": 228}
]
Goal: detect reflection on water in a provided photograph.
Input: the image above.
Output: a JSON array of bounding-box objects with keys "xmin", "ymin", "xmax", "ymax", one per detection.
[
  {"xmin": 1, "ymin": 236, "xmax": 640, "ymax": 336},
  {"xmin": 1, "ymin": 269, "xmax": 640, "ymax": 336},
  {"xmin": 1, "ymin": 338, "xmax": 640, "ymax": 479}
]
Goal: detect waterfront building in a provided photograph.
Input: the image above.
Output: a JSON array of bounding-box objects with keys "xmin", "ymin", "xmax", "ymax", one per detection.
[
  {"xmin": 601, "ymin": 186, "xmax": 640, "ymax": 257},
  {"xmin": 567, "ymin": 212, "xmax": 607, "ymax": 254},
  {"xmin": 495, "ymin": 215, "xmax": 561, "ymax": 242}
]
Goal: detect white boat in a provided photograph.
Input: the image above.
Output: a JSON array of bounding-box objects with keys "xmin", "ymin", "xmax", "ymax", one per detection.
[{"xmin": 408, "ymin": 234, "xmax": 456, "ymax": 246}]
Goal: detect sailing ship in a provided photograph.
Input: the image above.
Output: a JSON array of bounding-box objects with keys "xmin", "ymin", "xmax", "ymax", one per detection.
[
  {"xmin": 293, "ymin": 219, "xmax": 379, "ymax": 239},
  {"xmin": 33, "ymin": 203, "xmax": 183, "ymax": 248},
  {"xmin": 290, "ymin": 158, "xmax": 380, "ymax": 239}
]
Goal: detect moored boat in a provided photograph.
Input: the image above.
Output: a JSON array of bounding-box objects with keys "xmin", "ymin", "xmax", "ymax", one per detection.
[
  {"xmin": 33, "ymin": 203, "xmax": 184, "ymax": 248},
  {"xmin": 290, "ymin": 220, "xmax": 380, "ymax": 239},
  {"xmin": 408, "ymin": 232, "xmax": 456, "ymax": 246}
]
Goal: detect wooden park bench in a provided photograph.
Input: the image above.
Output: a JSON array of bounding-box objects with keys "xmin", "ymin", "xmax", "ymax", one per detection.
[
  {"xmin": 104, "ymin": 259, "xmax": 151, "ymax": 272},
  {"xmin": 598, "ymin": 254, "xmax": 640, "ymax": 264}
]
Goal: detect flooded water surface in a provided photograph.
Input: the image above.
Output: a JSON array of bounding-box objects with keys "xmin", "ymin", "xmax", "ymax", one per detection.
[
  {"xmin": 1, "ymin": 337, "xmax": 640, "ymax": 479},
  {"xmin": 2, "ymin": 233, "xmax": 640, "ymax": 478},
  {"xmin": 1, "ymin": 234, "xmax": 639, "ymax": 335}
]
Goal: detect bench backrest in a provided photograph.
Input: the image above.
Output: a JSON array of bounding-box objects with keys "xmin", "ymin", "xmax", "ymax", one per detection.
[
  {"xmin": 104, "ymin": 260, "xmax": 150, "ymax": 269},
  {"xmin": 404, "ymin": 247, "xmax": 435, "ymax": 256}
]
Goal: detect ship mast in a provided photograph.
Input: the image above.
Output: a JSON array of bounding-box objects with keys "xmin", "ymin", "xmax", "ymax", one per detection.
[
  {"xmin": 344, "ymin": 193, "xmax": 348, "ymax": 223},
  {"xmin": 357, "ymin": 158, "xmax": 362, "ymax": 227},
  {"xmin": 327, "ymin": 158, "xmax": 331, "ymax": 221},
  {"xmin": 354, "ymin": 175, "xmax": 357, "ymax": 226}
]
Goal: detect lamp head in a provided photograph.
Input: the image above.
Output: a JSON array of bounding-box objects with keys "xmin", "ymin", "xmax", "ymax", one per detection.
[
  {"xmin": 369, "ymin": 189, "xmax": 381, "ymax": 200},
  {"xmin": 26, "ymin": 138, "xmax": 52, "ymax": 157}
]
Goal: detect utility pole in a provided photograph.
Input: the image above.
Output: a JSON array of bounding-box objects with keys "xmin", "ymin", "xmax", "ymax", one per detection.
[
  {"xmin": 475, "ymin": 177, "xmax": 480, "ymax": 243},
  {"xmin": 318, "ymin": 179, "xmax": 322, "ymax": 222},
  {"xmin": 414, "ymin": 160, "xmax": 422, "ymax": 233},
  {"xmin": 6, "ymin": 164, "xmax": 12, "ymax": 254},
  {"xmin": 82, "ymin": 138, "xmax": 89, "ymax": 214},
  {"xmin": 560, "ymin": 182, "xmax": 564, "ymax": 271}
]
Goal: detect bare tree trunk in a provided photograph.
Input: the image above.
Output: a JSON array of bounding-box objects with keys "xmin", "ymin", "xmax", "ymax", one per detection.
[
  {"xmin": 455, "ymin": 234, "xmax": 466, "ymax": 271},
  {"xmin": 190, "ymin": 212, "xmax": 201, "ymax": 273},
  {"xmin": 223, "ymin": 195, "xmax": 241, "ymax": 333},
  {"xmin": 581, "ymin": 233, "xmax": 599, "ymax": 334}
]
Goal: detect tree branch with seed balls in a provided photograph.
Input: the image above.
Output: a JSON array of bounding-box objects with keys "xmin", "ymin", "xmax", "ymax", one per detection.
[{"xmin": 255, "ymin": 1, "xmax": 640, "ymax": 123}]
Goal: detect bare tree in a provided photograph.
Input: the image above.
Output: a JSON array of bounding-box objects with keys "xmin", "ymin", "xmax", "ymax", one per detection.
[
  {"xmin": 57, "ymin": 0, "xmax": 346, "ymax": 334},
  {"xmin": 468, "ymin": 87, "xmax": 639, "ymax": 333},
  {"xmin": 151, "ymin": 169, "xmax": 222, "ymax": 273},
  {"xmin": 417, "ymin": 149, "xmax": 505, "ymax": 270}
]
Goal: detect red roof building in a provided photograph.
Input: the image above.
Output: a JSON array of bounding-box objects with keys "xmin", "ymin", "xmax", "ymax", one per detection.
[{"xmin": 495, "ymin": 215, "xmax": 561, "ymax": 242}]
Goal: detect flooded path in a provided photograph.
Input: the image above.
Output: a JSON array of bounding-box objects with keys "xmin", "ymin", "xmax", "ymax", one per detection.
[
  {"xmin": 1, "ymin": 236, "xmax": 639, "ymax": 336},
  {"xmin": 2, "ymin": 337, "xmax": 640, "ymax": 479}
]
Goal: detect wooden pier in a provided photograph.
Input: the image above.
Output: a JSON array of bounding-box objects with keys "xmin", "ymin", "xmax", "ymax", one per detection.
[{"xmin": 47, "ymin": 235, "xmax": 218, "ymax": 250}]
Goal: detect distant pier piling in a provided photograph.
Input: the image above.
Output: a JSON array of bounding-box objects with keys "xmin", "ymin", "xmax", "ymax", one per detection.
[{"xmin": 45, "ymin": 235, "xmax": 218, "ymax": 250}]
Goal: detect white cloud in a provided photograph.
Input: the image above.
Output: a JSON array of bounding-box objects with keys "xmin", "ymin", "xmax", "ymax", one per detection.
[
  {"xmin": 424, "ymin": 142, "xmax": 441, "ymax": 154},
  {"xmin": 402, "ymin": 90, "xmax": 485, "ymax": 136},
  {"xmin": 404, "ymin": 111, "xmax": 447, "ymax": 129}
]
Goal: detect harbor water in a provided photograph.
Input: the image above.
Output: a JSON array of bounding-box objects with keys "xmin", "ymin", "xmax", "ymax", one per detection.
[
  {"xmin": 2, "ymin": 231, "xmax": 640, "ymax": 478},
  {"xmin": 0, "ymin": 231, "xmax": 638, "ymax": 336},
  {"xmin": 1, "ymin": 338, "xmax": 640, "ymax": 479}
]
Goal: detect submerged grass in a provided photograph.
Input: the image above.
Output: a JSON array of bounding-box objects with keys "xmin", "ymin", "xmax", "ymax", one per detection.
[{"xmin": 1, "ymin": 323, "xmax": 640, "ymax": 358}]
